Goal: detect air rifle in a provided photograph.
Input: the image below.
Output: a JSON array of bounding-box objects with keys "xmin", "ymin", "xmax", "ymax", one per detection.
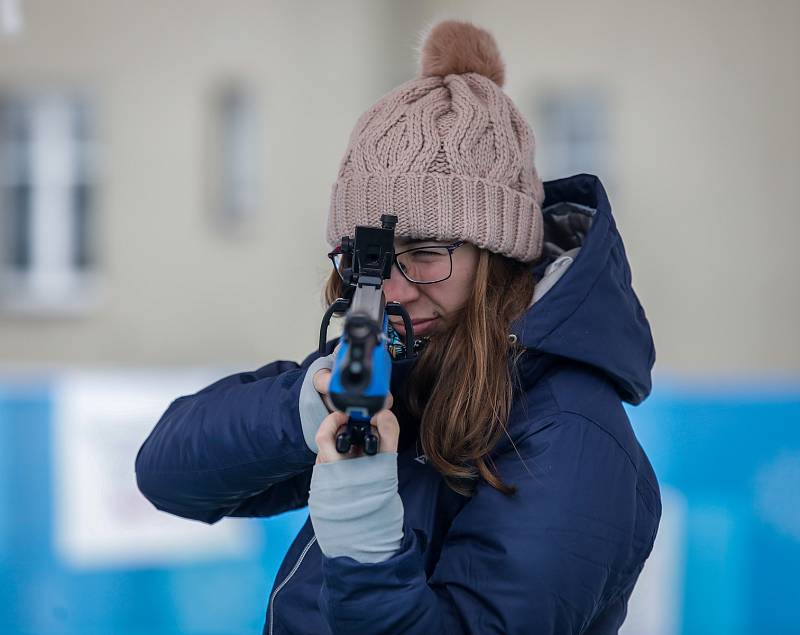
[{"xmin": 318, "ymin": 214, "xmax": 415, "ymax": 455}]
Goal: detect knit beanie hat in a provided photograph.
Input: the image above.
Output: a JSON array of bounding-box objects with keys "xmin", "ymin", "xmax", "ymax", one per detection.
[{"xmin": 326, "ymin": 20, "xmax": 545, "ymax": 262}]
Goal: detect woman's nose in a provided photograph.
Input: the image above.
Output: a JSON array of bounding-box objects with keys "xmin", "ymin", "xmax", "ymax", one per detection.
[{"xmin": 383, "ymin": 263, "xmax": 420, "ymax": 304}]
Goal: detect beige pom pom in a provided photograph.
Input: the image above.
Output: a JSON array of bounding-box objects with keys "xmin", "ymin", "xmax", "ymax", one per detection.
[{"xmin": 418, "ymin": 20, "xmax": 505, "ymax": 87}]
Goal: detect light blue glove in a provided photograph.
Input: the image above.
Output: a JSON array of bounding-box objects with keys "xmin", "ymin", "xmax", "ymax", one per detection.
[
  {"xmin": 299, "ymin": 353, "xmax": 335, "ymax": 453},
  {"xmin": 308, "ymin": 452, "xmax": 404, "ymax": 564}
]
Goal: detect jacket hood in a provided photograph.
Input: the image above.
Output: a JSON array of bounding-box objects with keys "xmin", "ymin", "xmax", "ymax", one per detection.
[{"xmin": 510, "ymin": 174, "xmax": 655, "ymax": 405}]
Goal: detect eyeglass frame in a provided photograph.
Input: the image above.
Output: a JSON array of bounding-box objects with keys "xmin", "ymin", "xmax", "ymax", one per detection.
[{"xmin": 328, "ymin": 239, "xmax": 466, "ymax": 285}]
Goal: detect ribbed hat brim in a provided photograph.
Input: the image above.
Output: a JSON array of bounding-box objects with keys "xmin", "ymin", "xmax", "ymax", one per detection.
[{"xmin": 327, "ymin": 173, "xmax": 543, "ymax": 262}]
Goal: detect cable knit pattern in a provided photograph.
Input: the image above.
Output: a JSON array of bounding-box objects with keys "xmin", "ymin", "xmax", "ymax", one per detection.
[{"xmin": 327, "ymin": 71, "xmax": 545, "ymax": 262}]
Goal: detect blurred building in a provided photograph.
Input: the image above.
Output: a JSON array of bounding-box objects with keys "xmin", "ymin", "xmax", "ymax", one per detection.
[{"xmin": 0, "ymin": 0, "xmax": 796, "ymax": 373}]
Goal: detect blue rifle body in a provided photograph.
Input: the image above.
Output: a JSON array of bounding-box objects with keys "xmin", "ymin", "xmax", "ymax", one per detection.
[{"xmin": 328, "ymin": 310, "xmax": 392, "ymax": 452}]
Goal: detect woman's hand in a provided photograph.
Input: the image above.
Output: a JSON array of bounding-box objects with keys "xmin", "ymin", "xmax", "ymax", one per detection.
[
  {"xmin": 312, "ymin": 341, "xmax": 397, "ymax": 463},
  {"xmin": 314, "ymin": 406, "xmax": 399, "ymax": 464},
  {"xmin": 308, "ymin": 403, "xmax": 405, "ymax": 564}
]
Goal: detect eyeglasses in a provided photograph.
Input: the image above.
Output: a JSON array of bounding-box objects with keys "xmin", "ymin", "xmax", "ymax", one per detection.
[{"xmin": 328, "ymin": 240, "xmax": 466, "ymax": 285}]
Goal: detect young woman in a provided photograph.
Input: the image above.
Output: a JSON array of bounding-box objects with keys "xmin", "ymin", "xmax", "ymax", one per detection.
[{"xmin": 136, "ymin": 20, "xmax": 661, "ymax": 635}]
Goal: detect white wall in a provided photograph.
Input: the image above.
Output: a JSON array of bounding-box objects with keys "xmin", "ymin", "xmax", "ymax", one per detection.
[{"xmin": 1, "ymin": 0, "xmax": 798, "ymax": 374}]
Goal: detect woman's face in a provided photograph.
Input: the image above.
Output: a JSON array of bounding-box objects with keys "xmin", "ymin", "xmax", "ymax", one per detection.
[{"xmin": 384, "ymin": 238, "xmax": 479, "ymax": 338}]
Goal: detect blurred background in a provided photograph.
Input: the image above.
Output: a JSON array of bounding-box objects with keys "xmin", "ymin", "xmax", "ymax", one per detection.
[{"xmin": 0, "ymin": 1, "xmax": 798, "ymax": 634}]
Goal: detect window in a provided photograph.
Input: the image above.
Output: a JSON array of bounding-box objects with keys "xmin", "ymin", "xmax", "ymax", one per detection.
[
  {"xmin": 211, "ymin": 81, "xmax": 263, "ymax": 235},
  {"xmin": 0, "ymin": 92, "xmax": 98, "ymax": 314},
  {"xmin": 535, "ymin": 86, "xmax": 612, "ymax": 184}
]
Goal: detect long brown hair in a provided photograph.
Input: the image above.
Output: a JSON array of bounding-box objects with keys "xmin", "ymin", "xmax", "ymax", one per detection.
[{"xmin": 324, "ymin": 248, "xmax": 536, "ymax": 497}]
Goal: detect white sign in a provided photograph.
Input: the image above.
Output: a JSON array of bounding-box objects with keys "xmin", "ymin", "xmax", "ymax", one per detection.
[{"xmin": 52, "ymin": 369, "xmax": 258, "ymax": 569}]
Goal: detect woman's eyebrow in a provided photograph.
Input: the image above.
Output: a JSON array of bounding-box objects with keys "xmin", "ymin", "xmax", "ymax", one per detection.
[{"xmin": 396, "ymin": 237, "xmax": 440, "ymax": 247}]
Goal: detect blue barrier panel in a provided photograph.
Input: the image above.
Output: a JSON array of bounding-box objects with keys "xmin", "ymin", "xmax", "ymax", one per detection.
[
  {"xmin": 1, "ymin": 375, "xmax": 799, "ymax": 635},
  {"xmin": 629, "ymin": 377, "xmax": 800, "ymax": 635},
  {"xmin": 0, "ymin": 378, "xmax": 307, "ymax": 635}
]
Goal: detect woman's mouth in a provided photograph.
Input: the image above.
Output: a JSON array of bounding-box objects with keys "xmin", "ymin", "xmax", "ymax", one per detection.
[{"xmin": 392, "ymin": 317, "xmax": 439, "ymax": 336}]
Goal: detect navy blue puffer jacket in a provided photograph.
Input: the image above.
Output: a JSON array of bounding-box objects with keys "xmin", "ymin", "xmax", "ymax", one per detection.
[{"xmin": 136, "ymin": 173, "xmax": 661, "ymax": 635}]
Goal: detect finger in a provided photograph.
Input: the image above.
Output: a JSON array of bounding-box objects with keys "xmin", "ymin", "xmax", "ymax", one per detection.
[
  {"xmin": 327, "ymin": 423, "xmax": 364, "ymax": 461},
  {"xmin": 314, "ymin": 411, "xmax": 348, "ymax": 462},
  {"xmin": 383, "ymin": 391, "xmax": 394, "ymax": 410},
  {"xmin": 371, "ymin": 409, "xmax": 400, "ymax": 453}
]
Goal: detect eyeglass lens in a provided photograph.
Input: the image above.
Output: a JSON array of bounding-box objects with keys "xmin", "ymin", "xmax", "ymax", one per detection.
[
  {"xmin": 332, "ymin": 244, "xmax": 453, "ymax": 284},
  {"xmin": 396, "ymin": 246, "xmax": 452, "ymax": 283}
]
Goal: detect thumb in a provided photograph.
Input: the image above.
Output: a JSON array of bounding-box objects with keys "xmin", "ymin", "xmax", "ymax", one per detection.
[{"xmin": 314, "ymin": 410, "xmax": 349, "ymax": 463}]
